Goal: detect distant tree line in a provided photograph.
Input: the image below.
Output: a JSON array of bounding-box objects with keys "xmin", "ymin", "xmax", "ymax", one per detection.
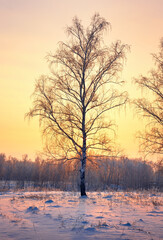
[{"xmin": 0, "ymin": 153, "xmax": 162, "ymax": 191}]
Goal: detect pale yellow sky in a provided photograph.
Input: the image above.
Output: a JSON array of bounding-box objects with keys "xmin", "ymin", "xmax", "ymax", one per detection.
[{"xmin": 0, "ymin": 0, "xmax": 162, "ymax": 160}]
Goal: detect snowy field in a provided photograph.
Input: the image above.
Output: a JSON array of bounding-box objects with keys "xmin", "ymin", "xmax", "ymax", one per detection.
[{"xmin": 0, "ymin": 190, "xmax": 163, "ymax": 240}]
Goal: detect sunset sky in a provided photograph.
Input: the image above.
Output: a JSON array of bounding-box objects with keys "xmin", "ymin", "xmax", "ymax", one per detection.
[{"xmin": 0, "ymin": 0, "xmax": 162, "ymax": 160}]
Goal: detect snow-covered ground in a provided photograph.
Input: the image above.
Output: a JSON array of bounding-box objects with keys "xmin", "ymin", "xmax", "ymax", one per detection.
[{"xmin": 0, "ymin": 190, "xmax": 162, "ymax": 240}]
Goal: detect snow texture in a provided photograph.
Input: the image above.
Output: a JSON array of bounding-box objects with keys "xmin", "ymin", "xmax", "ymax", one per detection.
[{"xmin": 0, "ymin": 190, "xmax": 162, "ymax": 239}]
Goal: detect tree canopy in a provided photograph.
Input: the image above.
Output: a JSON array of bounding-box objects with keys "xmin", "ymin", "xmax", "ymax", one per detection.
[{"xmin": 134, "ymin": 39, "xmax": 163, "ymax": 156}]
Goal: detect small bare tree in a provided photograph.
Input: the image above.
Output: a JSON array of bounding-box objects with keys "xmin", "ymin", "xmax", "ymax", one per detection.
[
  {"xmin": 134, "ymin": 39, "xmax": 163, "ymax": 156},
  {"xmin": 27, "ymin": 14, "xmax": 128, "ymax": 196}
]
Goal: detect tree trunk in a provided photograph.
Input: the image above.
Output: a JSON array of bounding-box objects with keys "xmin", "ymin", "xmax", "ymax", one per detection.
[
  {"xmin": 80, "ymin": 147, "xmax": 87, "ymax": 196},
  {"xmin": 80, "ymin": 123, "xmax": 87, "ymax": 196}
]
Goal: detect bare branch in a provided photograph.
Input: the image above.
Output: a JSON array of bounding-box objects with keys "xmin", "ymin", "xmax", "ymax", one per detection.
[{"xmin": 134, "ymin": 39, "xmax": 163, "ymax": 157}]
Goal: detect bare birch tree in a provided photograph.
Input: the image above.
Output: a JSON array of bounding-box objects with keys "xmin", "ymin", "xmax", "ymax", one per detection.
[
  {"xmin": 134, "ymin": 39, "xmax": 163, "ymax": 156},
  {"xmin": 27, "ymin": 14, "xmax": 128, "ymax": 196}
]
